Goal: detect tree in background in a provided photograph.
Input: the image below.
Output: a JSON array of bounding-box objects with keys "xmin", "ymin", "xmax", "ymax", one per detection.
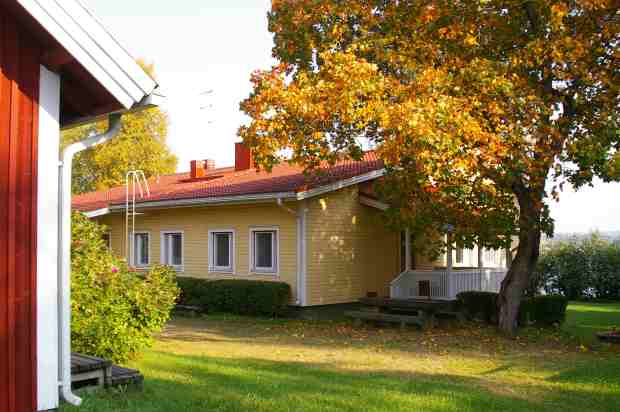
[
  {"xmin": 239, "ymin": 1, "xmax": 619, "ymax": 334},
  {"xmin": 62, "ymin": 60, "xmax": 177, "ymax": 194}
]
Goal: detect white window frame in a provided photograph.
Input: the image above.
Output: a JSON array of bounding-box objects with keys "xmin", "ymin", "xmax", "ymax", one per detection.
[
  {"xmin": 249, "ymin": 227, "xmax": 279, "ymax": 275},
  {"xmin": 208, "ymin": 229, "xmax": 235, "ymax": 274},
  {"xmin": 160, "ymin": 230, "xmax": 184, "ymax": 271},
  {"xmin": 131, "ymin": 231, "xmax": 151, "ymax": 268}
]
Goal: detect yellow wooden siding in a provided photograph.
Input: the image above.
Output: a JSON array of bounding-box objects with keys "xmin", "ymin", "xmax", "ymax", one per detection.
[
  {"xmin": 96, "ymin": 203, "xmax": 299, "ymax": 302},
  {"xmin": 305, "ymin": 186, "xmax": 400, "ymax": 305}
]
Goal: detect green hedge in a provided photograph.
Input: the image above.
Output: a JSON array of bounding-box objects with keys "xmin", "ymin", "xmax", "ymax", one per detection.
[
  {"xmin": 519, "ymin": 295, "xmax": 568, "ymax": 326},
  {"xmin": 531, "ymin": 234, "xmax": 620, "ymax": 299},
  {"xmin": 456, "ymin": 291, "xmax": 499, "ymax": 323},
  {"xmin": 177, "ymin": 278, "xmax": 291, "ymax": 317},
  {"xmin": 457, "ymin": 291, "xmax": 568, "ymax": 326}
]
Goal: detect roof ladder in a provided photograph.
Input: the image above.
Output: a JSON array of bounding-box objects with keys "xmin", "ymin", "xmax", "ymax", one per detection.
[{"xmin": 125, "ymin": 170, "xmax": 150, "ymax": 265}]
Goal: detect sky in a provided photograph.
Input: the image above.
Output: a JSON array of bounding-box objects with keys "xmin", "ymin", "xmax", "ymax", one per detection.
[{"xmin": 86, "ymin": 0, "xmax": 620, "ymax": 234}]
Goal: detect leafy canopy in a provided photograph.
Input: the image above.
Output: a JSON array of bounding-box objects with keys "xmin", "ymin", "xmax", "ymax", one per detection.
[
  {"xmin": 62, "ymin": 61, "xmax": 177, "ymax": 194},
  {"xmin": 239, "ymin": 0, "xmax": 619, "ymax": 252}
]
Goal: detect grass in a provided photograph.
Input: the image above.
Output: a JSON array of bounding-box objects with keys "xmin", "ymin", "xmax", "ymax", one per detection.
[
  {"xmin": 61, "ymin": 301, "xmax": 620, "ymax": 412},
  {"xmin": 562, "ymin": 301, "xmax": 620, "ymax": 344}
]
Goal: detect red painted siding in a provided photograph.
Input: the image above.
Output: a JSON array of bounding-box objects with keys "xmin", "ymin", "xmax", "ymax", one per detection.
[{"xmin": 0, "ymin": 11, "xmax": 40, "ymax": 412}]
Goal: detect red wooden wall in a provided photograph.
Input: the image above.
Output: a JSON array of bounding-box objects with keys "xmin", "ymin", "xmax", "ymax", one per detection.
[{"xmin": 0, "ymin": 11, "xmax": 40, "ymax": 412}]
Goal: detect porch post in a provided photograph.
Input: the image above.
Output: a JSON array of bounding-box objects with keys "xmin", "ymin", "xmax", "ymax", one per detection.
[
  {"xmin": 505, "ymin": 247, "xmax": 512, "ymax": 269},
  {"xmin": 405, "ymin": 228, "xmax": 412, "ymax": 270},
  {"xmin": 446, "ymin": 234, "xmax": 453, "ymax": 299}
]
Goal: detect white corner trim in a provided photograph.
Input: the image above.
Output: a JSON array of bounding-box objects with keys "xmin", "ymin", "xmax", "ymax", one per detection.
[
  {"xmin": 359, "ymin": 195, "xmax": 389, "ymax": 211},
  {"xmin": 296, "ymin": 169, "xmax": 385, "ymax": 200},
  {"xmin": 17, "ymin": 0, "xmax": 157, "ymax": 109},
  {"xmin": 83, "ymin": 207, "xmax": 110, "ymax": 218},
  {"xmin": 37, "ymin": 65, "xmax": 61, "ymax": 412}
]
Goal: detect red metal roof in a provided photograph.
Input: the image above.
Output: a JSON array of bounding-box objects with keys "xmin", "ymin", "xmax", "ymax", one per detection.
[{"xmin": 73, "ymin": 152, "xmax": 383, "ymax": 212}]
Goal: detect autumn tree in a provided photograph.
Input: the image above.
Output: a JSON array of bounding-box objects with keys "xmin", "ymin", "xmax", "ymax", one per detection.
[
  {"xmin": 239, "ymin": 0, "xmax": 619, "ymax": 334},
  {"xmin": 62, "ymin": 60, "xmax": 177, "ymax": 194}
]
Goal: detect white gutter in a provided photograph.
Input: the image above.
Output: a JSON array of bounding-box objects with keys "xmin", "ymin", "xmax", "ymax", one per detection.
[
  {"xmin": 276, "ymin": 198, "xmax": 307, "ymax": 306},
  {"xmin": 107, "ymin": 191, "xmax": 298, "ymax": 212},
  {"xmin": 58, "ymin": 114, "xmax": 123, "ymax": 406},
  {"xmin": 295, "ymin": 169, "xmax": 385, "ymax": 200},
  {"xmin": 359, "ymin": 195, "xmax": 389, "ymax": 211},
  {"xmin": 83, "ymin": 207, "xmax": 110, "ymax": 218},
  {"xmin": 61, "ymin": 90, "xmax": 165, "ymax": 130}
]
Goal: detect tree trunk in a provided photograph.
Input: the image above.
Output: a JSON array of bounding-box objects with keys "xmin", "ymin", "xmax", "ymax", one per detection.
[{"xmin": 498, "ymin": 188, "xmax": 542, "ymax": 336}]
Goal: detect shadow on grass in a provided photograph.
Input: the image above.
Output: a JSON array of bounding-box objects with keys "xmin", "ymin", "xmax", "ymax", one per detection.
[
  {"xmin": 547, "ymin": 357, "xmax": 620, "ymax": 387},
  {"xmin": 63, "ymin": 351, "xmax": 619, "ymax": 412}
]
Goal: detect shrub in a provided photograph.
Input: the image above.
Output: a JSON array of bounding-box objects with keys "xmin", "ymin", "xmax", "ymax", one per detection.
[
  {"xmin": 456, "ymin": 291, "xmax": 499, "ymax": 323},
  {"xmin": 533, "ymin": 234, "xmax": 620, "ymax": 300},
  {"xmin": 519, "ymin": 295, "xmax": 568, "ymax": 326},
  {"xmin": 71, "ymin": 213, "xmax": 179, "ymax": 363},
  {"xmin": 177, "ymin": 278, "xmax": 291, "ymax": 316}
]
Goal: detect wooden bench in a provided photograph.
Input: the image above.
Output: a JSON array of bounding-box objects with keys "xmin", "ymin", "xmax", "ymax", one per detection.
[
  {"xmin": 357, "ymin": 297, "xmax": 465, "ymax": 326},
  {"xmin": 71, "ymin": 353, "xmax": 144, "ymax": 391},
  {"xmin": 345, "ymin": 310, "xmax": 429, "ymax": 329},
  {"xmin": 109, "ymin": 365, "xmax": 144, "ymax": 388},
  {"xmin": 71, "ymin": 353, "xmax": 112, "ymax": 390}
]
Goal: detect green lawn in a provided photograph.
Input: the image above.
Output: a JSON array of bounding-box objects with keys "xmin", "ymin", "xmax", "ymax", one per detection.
[
  {"xmin": 562, "ymin": 301, "xmax": 620, "ymax": 344},
  {"xmin": 61, "ymin": 302, "xmax": 620, "ymax": 412}
]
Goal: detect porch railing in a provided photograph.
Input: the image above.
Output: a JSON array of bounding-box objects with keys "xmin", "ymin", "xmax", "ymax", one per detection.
[{"xmin": 389, "ymin": 268, "xmax": 507, "ymax": 300}]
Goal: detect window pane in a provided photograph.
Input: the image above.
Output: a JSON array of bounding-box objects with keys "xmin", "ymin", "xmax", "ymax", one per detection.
[
  {"xmin": 255, "ymin": 231, "xmax": 273, "ymax": 268},
  {"xmin": 134, "ymin": 234, "xmax": 148, "ymax": 265},
  {"xmin": 171, "ymin": 233, "xmax": 182, "ymax": 266},
  {"xmin": 102, "ymin": 233, "xmax": 111, "ymax": 249},
  {"xmin": 215, "ymin": 233, "xmax": 230, "ymax": 267}
]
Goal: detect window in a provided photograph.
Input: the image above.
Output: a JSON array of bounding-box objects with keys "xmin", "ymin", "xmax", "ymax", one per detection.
[
  {"xmin": 485, "ymin": 248, "xmax": 501, "ymax": 267},
  {"xmin": 102, "ymin": 232, "xmax": 111, "ymax": 250},
  {"xmin": 209, "ymin": 230, "xmax": 234, "ymax": 273},
  {"xmin": 455, "ymin": 246, "xmax": 464, "ymax": 264},
  {"xmin": 250, "ymin": 228, "xmax": 278, "ymax": 274},
  {"xmin": 132, "ymin": 232, "xmax": 150, "ymax": 267},
  {"xmin": 161, "ymin": 231, "xmax": 183, "ymax": 269}
]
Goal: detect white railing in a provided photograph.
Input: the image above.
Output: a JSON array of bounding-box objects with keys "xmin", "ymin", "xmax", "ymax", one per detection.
[{"xmin": 390, "ymin": 268, "xmax": 507, "ymax": 300}]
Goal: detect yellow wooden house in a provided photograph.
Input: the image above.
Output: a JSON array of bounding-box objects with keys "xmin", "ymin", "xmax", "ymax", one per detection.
[{"xmin": 74, "ymin": 143, "xmax": 509, "ymax": 306}]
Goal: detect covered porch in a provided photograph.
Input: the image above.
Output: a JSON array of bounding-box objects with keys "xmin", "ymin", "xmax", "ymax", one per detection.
[{"xmin": 391, "ymin": 230, "xmax": 510, "ymax": 300}]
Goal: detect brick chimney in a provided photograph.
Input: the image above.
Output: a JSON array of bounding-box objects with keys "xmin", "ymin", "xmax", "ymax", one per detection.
[
  {"xmin": 190, "ymin": 159, "xmax": 216, "ymax": 179},
  {"xmin": 235, "ymin": 142, "xmax": 254, "ymax": 171}
]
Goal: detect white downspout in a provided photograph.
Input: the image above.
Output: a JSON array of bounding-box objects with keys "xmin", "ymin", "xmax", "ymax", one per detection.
[
  {"xmin": 58, "ymin": 114, "xmax": 123, "ymax": 406},
  {"xmin": 276, "ymin": 198, "xmax": 307, "ymax": 306}
]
